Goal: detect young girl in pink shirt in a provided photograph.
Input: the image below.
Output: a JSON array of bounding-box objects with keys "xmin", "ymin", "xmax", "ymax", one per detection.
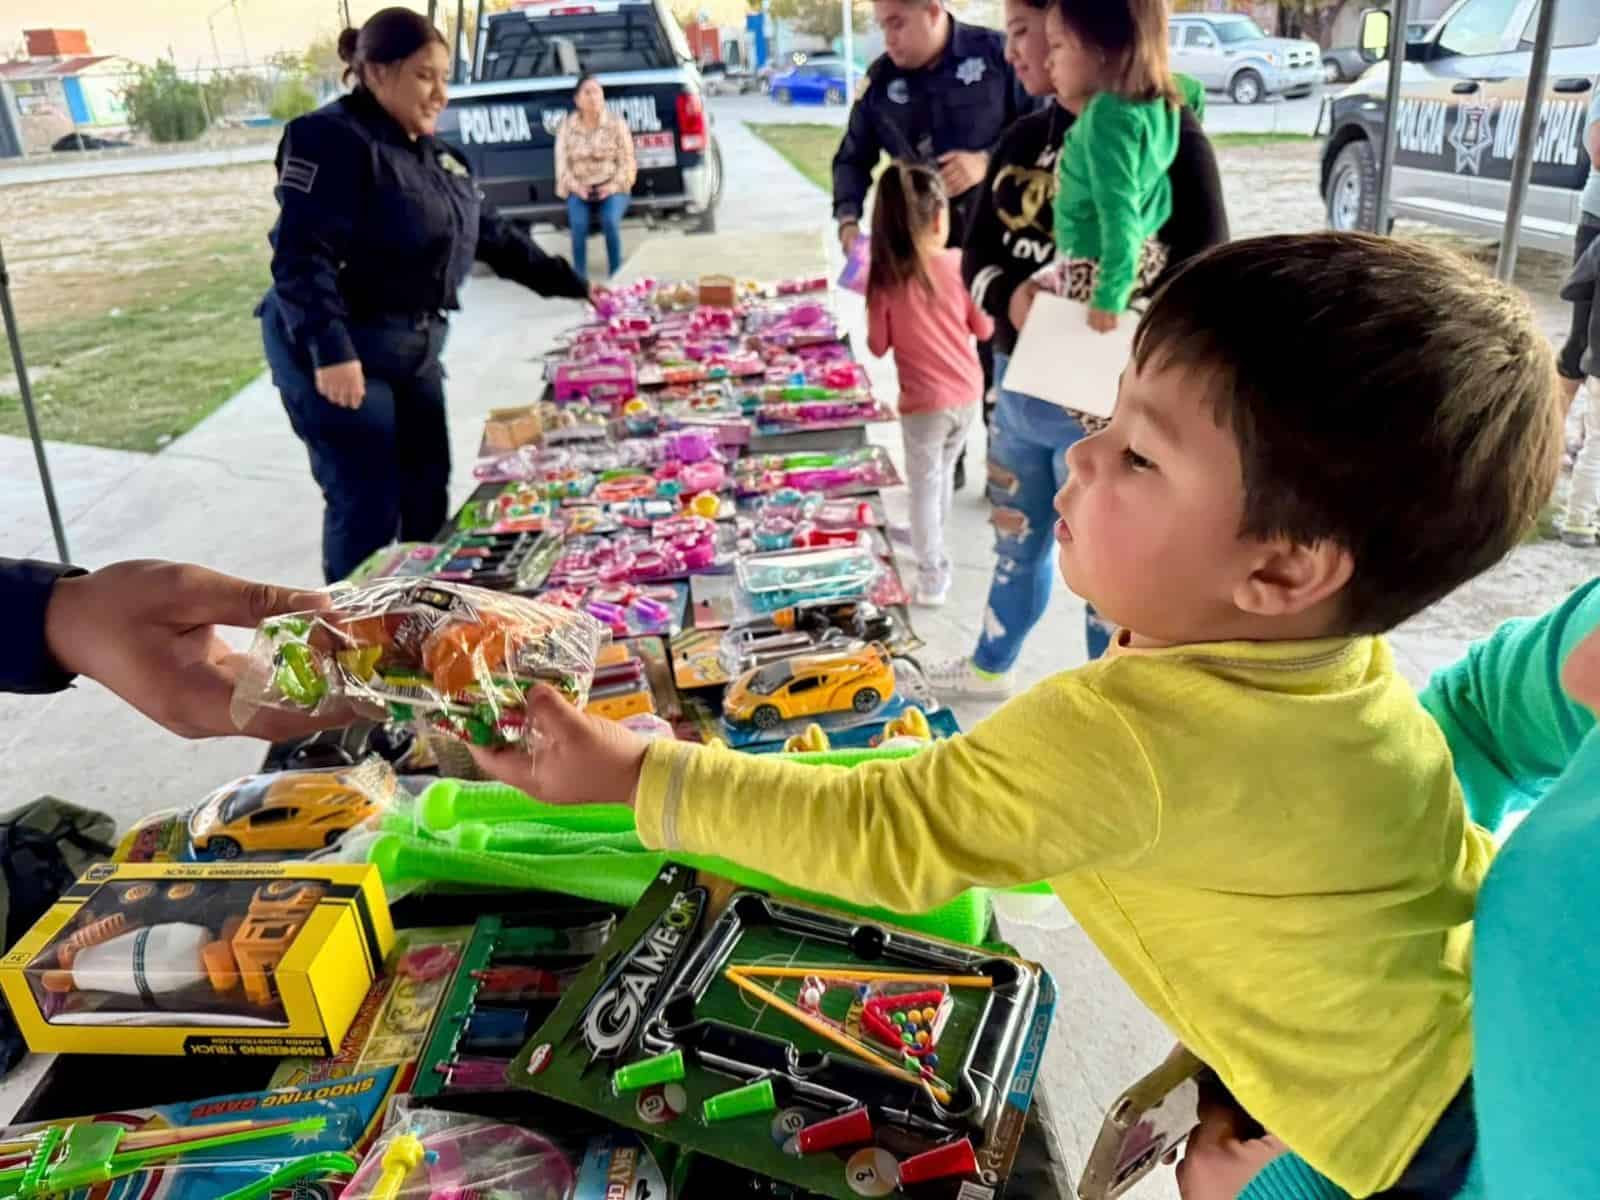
[{"xmin": 866, "ymin": 163, "xmax": 995, "ymax": 606}]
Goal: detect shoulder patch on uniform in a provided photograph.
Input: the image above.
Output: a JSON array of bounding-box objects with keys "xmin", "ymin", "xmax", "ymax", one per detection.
[
  {"xmin": 957, "ymin": 57, "xmax": 986, "ymax": 85},
  {"xmin": 280, "ymin": 156, "xmax": 318, "ymax": 194}
]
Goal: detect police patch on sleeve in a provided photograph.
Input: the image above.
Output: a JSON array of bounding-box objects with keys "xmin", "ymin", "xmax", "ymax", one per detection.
[{"xmin": 280, "ymin": 156, "xmax": 319, "ymax": 194}]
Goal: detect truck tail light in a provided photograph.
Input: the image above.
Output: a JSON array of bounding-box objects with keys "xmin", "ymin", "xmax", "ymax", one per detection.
[{"xmin": 676, "ymin": 92, "xmax": 707, "ymax": 152}]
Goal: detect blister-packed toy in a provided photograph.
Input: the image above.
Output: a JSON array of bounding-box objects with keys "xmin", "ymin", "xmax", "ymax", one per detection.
[{"xmin": 231, "ymin": 580, "xmax": 606, "ymax": 749}]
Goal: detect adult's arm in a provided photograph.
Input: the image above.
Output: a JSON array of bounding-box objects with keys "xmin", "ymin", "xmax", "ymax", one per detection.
[
  {"xmin": 962, "ymin": 118, "xmax": 1032, "ymax": 334},
  {"xmin": 554, "ymin": 116, "xmax": 576, "ymax": 198},
  {"xmin": 268, "ymin": 115, "xmax": 368, "ymax": 368},
  {"xmin": 466, "ymin": 150, "xmax": 590, "ymax": 300},
  {"xmin": 614, "ymin": 112, "xmax": 638, "ymax": 192},
  {"xmin": 1, "ymin": 558, "xmax": 87, "ymax": 694},
  {"xmin": 1158, "ymin": 109, "xmax": 1229, "ymax": 280},
  {"xmin": 1417, "ymin": 577, "xmax": 1600, "ymax": 833},
  {"xmin": 832, "ymin": 96, "xmax": 882, "ymax": 224}
]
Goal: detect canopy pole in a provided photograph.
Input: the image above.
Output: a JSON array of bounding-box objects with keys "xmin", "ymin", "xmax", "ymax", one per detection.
[{"xmin": 0, "ymin": 236, "xmax": 70, "ymax": 563}]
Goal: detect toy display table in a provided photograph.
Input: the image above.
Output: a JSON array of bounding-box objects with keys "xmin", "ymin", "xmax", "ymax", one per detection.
[{"xmin": 1, "ymin": 889, "xmax": 1078, "ymax": 1200}]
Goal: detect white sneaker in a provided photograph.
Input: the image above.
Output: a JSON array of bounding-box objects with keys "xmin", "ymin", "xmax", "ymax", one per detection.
[
  {"xmin": 913, "ymin": 580, "xmax": 950, "ymax": 607},
  {"xmin": 923, "ymin": 655, "xmax": 1015, "ymax": 699}
]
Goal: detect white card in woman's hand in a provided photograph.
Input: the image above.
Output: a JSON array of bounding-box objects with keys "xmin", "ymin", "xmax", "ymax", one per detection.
[{"xmin": 1003, "ymin": 293, "xmax": 1134, "ymax": 419}]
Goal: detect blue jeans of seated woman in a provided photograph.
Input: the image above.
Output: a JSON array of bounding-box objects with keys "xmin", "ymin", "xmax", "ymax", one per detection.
[
  {"xmin": 567, "ymin": 193, "xmax": 630, "ymax": 279},
  {"xmin": 972, "ymin": 352, "xmax": 1111, "ymax": 673}
]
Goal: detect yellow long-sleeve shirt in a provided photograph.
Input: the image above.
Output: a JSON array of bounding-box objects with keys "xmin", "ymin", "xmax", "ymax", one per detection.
[{"xmin": 634, "ymin": 635, "xmax": 1492, "ymax": 1197}]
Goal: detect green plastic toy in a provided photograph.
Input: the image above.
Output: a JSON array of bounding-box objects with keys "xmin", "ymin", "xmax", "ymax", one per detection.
[
  {"xmin": 0, "ymin": 1117, "xmax": 327, "ymax": 1199},
  {"xmin": 214, "ymin": 1152, "xmax": 358, "ymax": 1200}
]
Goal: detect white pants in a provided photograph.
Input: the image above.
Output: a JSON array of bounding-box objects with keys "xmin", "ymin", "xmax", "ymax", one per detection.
[
  {"xmin": 901, "ymin": 405, "xmax": 977, "ymax": 590},
  {"xmin": 1566, "ymin": 392, "xmax": 1600, "ymax": 533}
]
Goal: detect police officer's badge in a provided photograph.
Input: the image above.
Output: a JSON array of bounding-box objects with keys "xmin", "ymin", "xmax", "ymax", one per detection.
[
  {"xmin": 439, "ymin": 151, "xmax": 471, "ymax": 177},
  {"xmin": 957, "ymin": 57, "xmax": 986, "ymax": 85},
  {"xmin": 887, "ymin": 78, "xmax": 910, "ymax": 104}
]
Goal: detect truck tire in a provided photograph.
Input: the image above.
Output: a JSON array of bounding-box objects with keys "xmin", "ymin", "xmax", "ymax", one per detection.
[
  {"xmin": 775, "ymin": 87, "xmax": 792, "ymax": 104},
  {"xmin": 1322, "ymin": 57, "xmax": 1343, "ymax": 84},
  {"xmin": 693, "ymin": 140, "xmax": 723, "ymax": 235},
  {"xmin": 1230, "ymin": 69, "xmax": 1264, "ymax": 105},
  {"xmin": 1326, "ymin": 138, "xmax": 1378, "ymax": 233},
  {"xmin": 825, "ymin": 86, "xmax": 846, "ymax": 105}
]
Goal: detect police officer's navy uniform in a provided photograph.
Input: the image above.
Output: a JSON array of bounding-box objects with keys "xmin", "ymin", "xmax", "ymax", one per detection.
[
  {"xmin": 832, "ymin": 18, "xmax": 1036, "ymax": 250},
  {"xmin": 260, "ymin": 86, "xmax": 588, "ymax": 583}
]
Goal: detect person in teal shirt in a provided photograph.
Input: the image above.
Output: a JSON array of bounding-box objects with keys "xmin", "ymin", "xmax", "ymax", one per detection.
[
  {"xmin": 1030, "ymin": 0, "xmax": 1201, "ymax": 331},
  {"xmin": 1177, "ymin": 578, "xmax": 1600, "ymax": 1199}
]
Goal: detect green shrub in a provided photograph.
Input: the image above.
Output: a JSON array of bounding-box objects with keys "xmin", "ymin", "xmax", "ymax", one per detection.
[
  {"xmin": 123, "ymin": 60, "xmax": 209, "ymax": 143},
  {"xmin": 269, "ymin": 79, "xmax": 318, "ymax": 122}
]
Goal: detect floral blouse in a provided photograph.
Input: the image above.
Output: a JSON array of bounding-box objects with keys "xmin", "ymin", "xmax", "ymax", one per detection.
[{"xmin": 555, "ymin": 108, "xmax": 638, "ymax": 198}]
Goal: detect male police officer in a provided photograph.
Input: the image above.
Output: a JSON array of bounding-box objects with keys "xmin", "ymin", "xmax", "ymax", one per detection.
[
  {"xmin": 834, "ymin": 0, "xmax": 1033, "ymax": 486},
  {"xmin": 833, "ymin": 0, "xmax": 1033, "ymax": 256}
]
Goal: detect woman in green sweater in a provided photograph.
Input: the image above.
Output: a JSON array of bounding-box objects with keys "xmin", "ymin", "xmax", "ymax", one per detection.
[
  {"xmin": 1179, "ymin": 578, "xmax": 1600, "ymax": 1200},
  {"xmin": 1031, "ymin": 0, "xmax": 1201, "ymax": 335}
]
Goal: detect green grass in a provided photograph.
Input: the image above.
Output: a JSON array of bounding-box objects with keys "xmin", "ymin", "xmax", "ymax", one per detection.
[
  {"xmin": 0, "ymin": 235, "xmax": 271, "ymax": 453},
  {"xmin": 1208, "ymin": 132, "xmax": 1319, "ymax": 147},
  {"xmin": 748, "ymin": 121, "xmax": 1319, "ymax": 206},
  {"xmin": 748, "ymin": 123, "xmax": 845, "ymax": 194}
]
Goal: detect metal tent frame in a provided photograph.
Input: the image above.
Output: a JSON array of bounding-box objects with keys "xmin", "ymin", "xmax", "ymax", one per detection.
[{"xmin": 1371, "ymin": 0, "xmax": 1564, "ymax": 284}]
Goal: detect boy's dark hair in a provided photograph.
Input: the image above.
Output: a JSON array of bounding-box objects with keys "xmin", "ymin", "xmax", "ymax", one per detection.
[
  {"xmin": 1050, "ymin": 0, "xmax": 1180, "ymax": 106},
  {"xmin": 1135, "ymin": 232, "xmax": 1561, "ymax": 635},
  {"xmin": 867, "ymin": 161, "xmax": 947, "ymax": 299}
]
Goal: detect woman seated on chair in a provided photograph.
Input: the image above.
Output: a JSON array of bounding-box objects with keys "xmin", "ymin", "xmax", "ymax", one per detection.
[{"xmin": 555, "ymin": 72, "xmax": 637, "ymax": 280}]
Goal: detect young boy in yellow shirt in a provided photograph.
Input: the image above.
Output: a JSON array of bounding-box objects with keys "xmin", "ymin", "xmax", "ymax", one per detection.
[{"xmin": 477, "ymin": 232, "xmax": 1562, "ymax": 1198}]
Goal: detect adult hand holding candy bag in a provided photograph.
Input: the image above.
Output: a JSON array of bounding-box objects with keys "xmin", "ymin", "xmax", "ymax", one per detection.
[{"xmin": 230, "ymin": 579, "xmax": 606, "ymax": 751}]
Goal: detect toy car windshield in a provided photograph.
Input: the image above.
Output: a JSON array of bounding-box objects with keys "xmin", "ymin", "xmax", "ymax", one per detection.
[{"xmin": 746, "ymin": 661, "xmax": 795, "ymax": 695}]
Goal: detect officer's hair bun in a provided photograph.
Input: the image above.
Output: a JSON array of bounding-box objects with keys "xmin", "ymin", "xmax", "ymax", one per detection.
[{"xmin": 337, "ymin": 27, "xmax": 360, "ymax": 65}]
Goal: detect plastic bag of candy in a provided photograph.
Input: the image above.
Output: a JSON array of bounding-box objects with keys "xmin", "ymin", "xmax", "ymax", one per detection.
[{"xmin": 230, "ymin": 579, "xmax": 606, "ymax": 749}]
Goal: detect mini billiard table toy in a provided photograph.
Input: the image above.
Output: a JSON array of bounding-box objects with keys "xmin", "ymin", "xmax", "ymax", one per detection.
[{"xmin": 513, "ymin": 868, "xmax": 1056, "ymax": 1199}]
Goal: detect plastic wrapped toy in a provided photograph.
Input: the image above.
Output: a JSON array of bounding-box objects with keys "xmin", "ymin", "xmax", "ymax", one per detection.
[
  {"xmin": 736, "ymin": 545, "xmax": 881, "ymax": 613},
  {"xmin": 231, "ymin": 580, "xmax": 606, "ymax": 749},
  {"xmin": 341, "ymin": 1110, "xmax": 578, "ymax": 1200}
]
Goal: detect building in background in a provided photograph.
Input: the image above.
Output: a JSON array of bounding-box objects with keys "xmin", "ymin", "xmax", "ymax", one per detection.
[{"xmin": 0, "ymin": 30, "xmax": 130, "ymax": 154}]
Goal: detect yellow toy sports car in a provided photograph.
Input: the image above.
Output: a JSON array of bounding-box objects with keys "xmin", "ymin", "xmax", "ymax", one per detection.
[
  {"xmin": 723, "ymin": 643, "xmax": 895, "ymax": 731},
  {"xmin": 188, "ymin": 769, "xmax": 392, "ymax": 859}
]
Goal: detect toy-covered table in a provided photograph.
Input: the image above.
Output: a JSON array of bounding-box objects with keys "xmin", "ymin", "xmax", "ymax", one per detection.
[{"xmin": 0, "ymin": 889, "xmax": 1079, "ymax": 1200}]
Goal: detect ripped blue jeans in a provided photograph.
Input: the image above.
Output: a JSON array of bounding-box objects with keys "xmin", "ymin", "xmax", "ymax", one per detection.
[{"xmin": 972, "ymin": 353, "xmax": 1111, "ymax": 673}]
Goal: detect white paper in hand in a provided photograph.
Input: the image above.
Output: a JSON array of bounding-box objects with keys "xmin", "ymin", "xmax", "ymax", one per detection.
[{"xmin": 1002, "ymin": 292, "xmax": 1134, "ymax": 419}]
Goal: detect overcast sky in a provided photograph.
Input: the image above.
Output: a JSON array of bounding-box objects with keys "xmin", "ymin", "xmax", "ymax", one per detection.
[{"xmin": 6, "ymin": 1, "xmax": 433, "ymax": 69}]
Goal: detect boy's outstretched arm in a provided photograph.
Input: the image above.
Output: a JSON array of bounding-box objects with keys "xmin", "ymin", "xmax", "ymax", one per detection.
[{"xmin": 476, "ymin": 678, "xmax": 1160, "ymax": 913}]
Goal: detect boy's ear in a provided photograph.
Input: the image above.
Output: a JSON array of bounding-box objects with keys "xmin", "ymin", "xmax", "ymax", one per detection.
[{"xmin": 1233, "ymin": 539, "xmax": 1354, "ymax": 620}]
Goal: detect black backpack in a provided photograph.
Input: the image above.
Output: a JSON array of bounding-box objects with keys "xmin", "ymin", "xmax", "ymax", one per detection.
[{"xmin": 0, "ymin": 798, "xmax": 115, "ymax": 1077}]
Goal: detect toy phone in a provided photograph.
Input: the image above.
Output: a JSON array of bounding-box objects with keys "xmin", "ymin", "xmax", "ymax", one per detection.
[{"xmin": 1077, "ymin": 1046, "xmax": 1206, "ymax": 1200}]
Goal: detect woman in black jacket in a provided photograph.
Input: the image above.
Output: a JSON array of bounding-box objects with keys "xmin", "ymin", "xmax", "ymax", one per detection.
[
  {"xmin": 259, "ymin": 8, "xmax": 592, "ymax": 583},
  {"xmin": 928, "ymin": 0, "xmax": 1228, "ymax": 697}
]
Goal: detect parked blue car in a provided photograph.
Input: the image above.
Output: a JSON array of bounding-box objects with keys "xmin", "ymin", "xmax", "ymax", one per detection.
[{"xmin": 769, "ymin": 58, "xmax": 849, "ymax": 106}]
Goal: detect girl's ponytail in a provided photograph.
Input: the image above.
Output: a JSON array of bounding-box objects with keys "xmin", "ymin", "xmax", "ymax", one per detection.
[{"xmin": 867, "ymin": 161, "xmax": 948, "ymax": 299}]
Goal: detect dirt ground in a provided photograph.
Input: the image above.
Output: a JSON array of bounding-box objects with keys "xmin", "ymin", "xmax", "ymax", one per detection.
[{"xmin": 0, "ymin": 163, "xmax": 278, "ymax": 327}]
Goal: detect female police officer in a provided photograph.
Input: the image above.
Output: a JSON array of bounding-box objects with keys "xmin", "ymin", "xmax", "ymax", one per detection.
[{"xmin": 259, "ymin": 8, "xmax": 592, "ymax": 583}]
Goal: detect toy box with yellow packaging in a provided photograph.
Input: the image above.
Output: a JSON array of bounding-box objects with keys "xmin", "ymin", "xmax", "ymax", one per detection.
[{"xmin": 0, "ymin": 862, "xmax": 395, "ymax": 1057}]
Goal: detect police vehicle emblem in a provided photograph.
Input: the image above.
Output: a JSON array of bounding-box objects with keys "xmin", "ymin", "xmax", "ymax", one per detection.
[
  {"xmin": 1448, "ymin": 101, "xmax": 1495, "ymax": 175},
  {"xmin": 957, "ymin": 57, "xmax": 986, "ymax": 86}
]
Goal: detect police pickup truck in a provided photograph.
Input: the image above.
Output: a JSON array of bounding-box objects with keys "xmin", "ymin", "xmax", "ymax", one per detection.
[
  {"xmin": 1319, "ymin": 0, "xmax": 1598, "ymax": 253},
  {"xmin": 438, "ymin": 0, "xmax": 723, "ymax": 232}
]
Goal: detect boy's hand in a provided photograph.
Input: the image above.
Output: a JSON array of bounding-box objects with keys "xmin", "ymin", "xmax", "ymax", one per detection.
[
  {"xmin": 1087, "ymin": 307, "xmax": 1119, "ymax": 334},
  {"xmin": 1174, "ymin": 1100, "xmax": 1288, "ymax": 1200},
  {"xmin": 470, "ymin": 683, "xmax": 650, "ymax": 807}
]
